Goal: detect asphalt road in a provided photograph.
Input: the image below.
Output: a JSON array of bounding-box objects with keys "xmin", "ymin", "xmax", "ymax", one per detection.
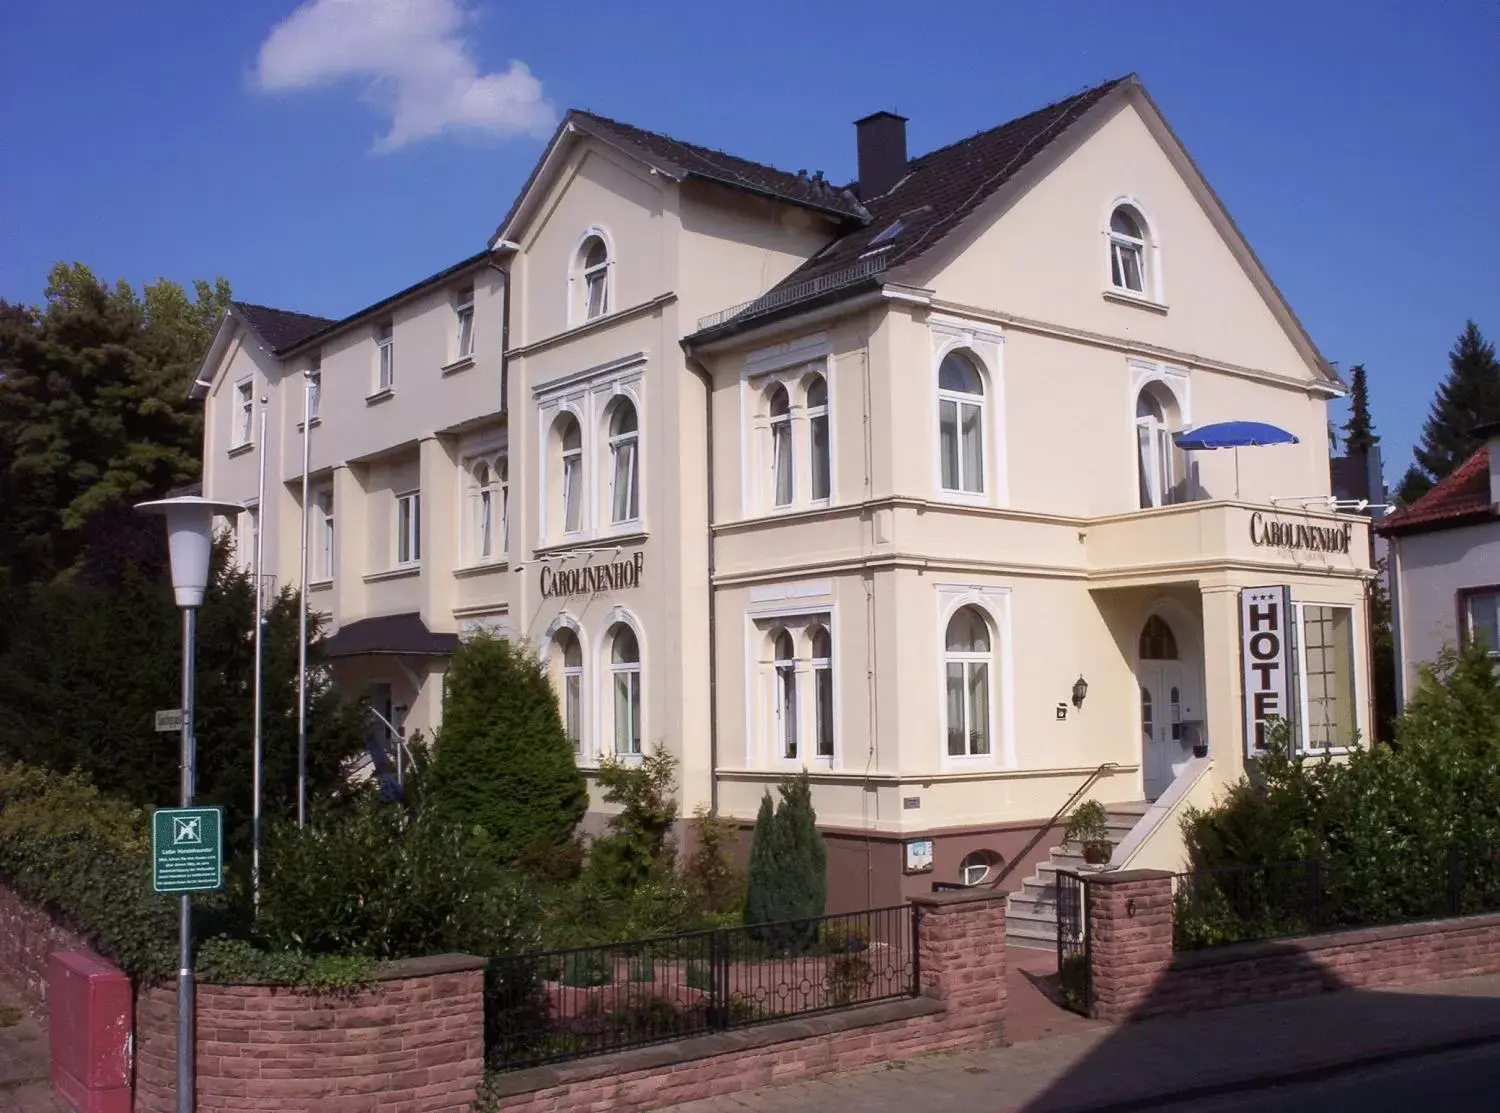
[{"xmin": 1170, "ymin": 1042, "xmax": 1500, "ymax": 1112}]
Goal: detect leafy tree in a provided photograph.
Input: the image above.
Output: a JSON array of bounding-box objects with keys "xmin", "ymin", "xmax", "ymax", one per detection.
[
  {"xmin": 684, "ymin": 804, "xmax": 745, "ymax": 916},
  {"xmin": 744, "ymin": 772, "xmax": 827, "ymax": 946},
  {"xmin": 0, "ymin": 263, "xmax": 230, "ymax": 585},
  {"xmin": 0, "ymin": 516, "xmax": 365, "ymax": 842},
  {"xmin": 426, "ymin": 631, "xmax": 587, "ymax": 866},
  {"xmin": 1398, "ymin": 322, "xmax": 1500, "ymax": 504},
  {"xmin": 584, "ymin": 748, "xmax": 679, "ymax": 896}
]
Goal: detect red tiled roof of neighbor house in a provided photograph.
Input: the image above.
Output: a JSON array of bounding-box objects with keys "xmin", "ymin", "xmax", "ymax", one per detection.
[{"xmin": 1377, "ymin": 446, "xmax": 1496, "ymax": 536}]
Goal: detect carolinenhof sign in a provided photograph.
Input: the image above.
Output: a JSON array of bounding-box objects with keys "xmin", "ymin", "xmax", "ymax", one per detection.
[
  {"xmin": 539, "ymin": 551, "xmax": 645, "ymax": 600},
  {"xmin": 1240, "ymin": 585, "xmax": 1293, "ymax": 756},
  {"xmin": 1248, "ymin": 512, "xmax": 1353, "ymax": 555}
]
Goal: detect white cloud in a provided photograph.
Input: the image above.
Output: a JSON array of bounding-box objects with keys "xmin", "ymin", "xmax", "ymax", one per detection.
[{"xmin": 254, "ymin": 0, "xmax": 555, "ymax": 152}]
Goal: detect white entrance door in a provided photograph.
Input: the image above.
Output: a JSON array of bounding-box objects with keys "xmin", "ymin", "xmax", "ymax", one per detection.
[{"xmin": 1140, "ymin": 662, "xmax": 1189, "ymax": 801}]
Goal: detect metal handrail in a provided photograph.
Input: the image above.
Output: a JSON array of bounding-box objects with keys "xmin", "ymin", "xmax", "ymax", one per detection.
[
  {"xmin": 694, "ymin": 249, "xmax": 892, "ymax": 331},
  {"xmin": 988, "ymin": 761, "xmax": 1119, "ymax": 889}
]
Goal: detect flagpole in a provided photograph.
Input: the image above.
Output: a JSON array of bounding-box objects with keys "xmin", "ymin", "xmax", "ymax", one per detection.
[
  {"xmin": 297, "ymin": 373, "xmax": 311, "ymax": 829},
  {"xmin": 252, "ymin": 402, "xmax": 267, "ymax": 906}
]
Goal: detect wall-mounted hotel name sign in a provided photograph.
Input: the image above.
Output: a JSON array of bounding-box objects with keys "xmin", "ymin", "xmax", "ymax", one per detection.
[
  {"xmin": 539, "ymin": 551, "xmax": 645, "ymax": 600},
  {"xmin": 1248, "ymin": 512, "xmax": 1353, "ymax": 555}
]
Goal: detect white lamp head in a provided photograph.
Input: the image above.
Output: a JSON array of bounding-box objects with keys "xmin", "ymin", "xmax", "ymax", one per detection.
[{"xmin": 135, "ymin": 496, "xmax": 245, "ymax": 608}]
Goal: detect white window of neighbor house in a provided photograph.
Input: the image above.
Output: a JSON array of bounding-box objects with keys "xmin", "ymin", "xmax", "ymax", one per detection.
[
  {"xmin": 938, "ymin": 352, "xmax": 985, "ymax": 495},
  {"xmin": 306, "ymin": 361, "xmax": 322, "ymax": 422},
  {"xmin": 769, "ymin": 384, "xmax": 794, "ymax": 507},
  {"xmin": 773, "ymin": 629, "xmax": 799, "ymax": 760},
  {"xmin": 609, "ymin": 623, "xmax": 642, "ymax": 756},
  {"xmin": 1109, "ymin": 206, "xmax": 1147, "ymax": 294},
  {"xmin": 375, "ymin": 322, "xmax": 395, "ymax": 392},
  {"xmin": 553, "ymin": 627, "xmax": 584, "ymax": 755},
  {"xmin": 315, "ymin": 489, "xmax": 335, "ymax": 580},
  {"xmin": 945, "ymin": 605, "xmax": 992, "ymax": 757},
  {"xmin": 455, "ymin": 285, "xmax": 475, "ymax": 360},
  {"xmin": 1297, "ymin": 605, "xmax": 1357, "ymax": 750},
  {"xmin": 810, "ymin": 623, "xmax": 834, "ymax": 759},
  {"xmin": 806, "ymin": 373, "xmax": 831, "ymax": 502},
  {"xmin": 234, "ymin": 380, "xmax": 254, "ymax": 446},
  {"xmin": 394, "ymin": 489, "xmax": 421, "ymax": 567},
  {"xmin": 1461, "ymin": 588, "xmax": 1500, "ymax": 657},
  {"xmin": 608, "ymin": 399, "xmax": 640, "ymax": 525}
]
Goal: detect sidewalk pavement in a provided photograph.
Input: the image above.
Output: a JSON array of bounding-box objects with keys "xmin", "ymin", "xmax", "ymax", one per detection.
[
  {"xmin": 661, "ymin": 972, "xmax": 1500, "ymax": 1113},
  {"xmin": 0, "ymin": 977, "xmax": 71, "ymax": 1113}
]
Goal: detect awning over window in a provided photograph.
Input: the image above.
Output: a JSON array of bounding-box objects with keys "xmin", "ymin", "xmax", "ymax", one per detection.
[{"xmin": 321, "ymin": 612, "xmax": 458, "ymax": 659}]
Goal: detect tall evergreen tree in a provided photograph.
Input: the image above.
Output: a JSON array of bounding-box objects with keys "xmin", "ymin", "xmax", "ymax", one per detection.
[
  {"xmin": 1341, "ymin": 365, "xmax": 1380, "ymax": 457},
  {"xmin": 426, "ymin": 632, "xmax": 587, "ymax": 865},
  {"xmin": 1397, "ymin": 322, "xmax": 1500, "ymax": 504},
  {"xmin": 0, "ymin": 262, "xmax": 230, "ymax": 585},
  {"xmin": 742, "ymin": 792, "xmax": 779, "ymax": 929},
  {"xmin": 743, "ymin": 773, "xmax": 828, "ymax": 948}
]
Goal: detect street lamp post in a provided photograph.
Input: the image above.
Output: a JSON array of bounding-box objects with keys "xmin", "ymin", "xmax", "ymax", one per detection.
[{"xmin": 136, "ymin": 496, "xmax": 243, "ymax": 1113}]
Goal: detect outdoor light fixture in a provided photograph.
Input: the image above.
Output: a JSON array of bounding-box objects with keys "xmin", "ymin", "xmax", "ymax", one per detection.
[
  {"xmin": 136, "ymin": 495, "xmax": 243, "ymax": 1113},
  {"xmin": 1071, "ymin": 675, "xmax": 1089, "ymax": 710}
]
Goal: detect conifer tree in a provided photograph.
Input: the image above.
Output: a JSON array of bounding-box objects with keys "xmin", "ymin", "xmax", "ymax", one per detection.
[
  {"xmin": 743, "ymin": 773, "xmax": 828, "ymax": 948},
  {"xmin": 743, "ymin": 792, "xmax": 779, "ymax": 929},
  {"xmin": 1341, "ymin": 365, "xmax": 1380, "ymax": 457},
  {"xmin": 427, "ymin": 632, "xmax": 587, "ymax": 865},
  {"xmin": 1398, "ymin": 322, "xmax": 1500, "ymax": 504}
]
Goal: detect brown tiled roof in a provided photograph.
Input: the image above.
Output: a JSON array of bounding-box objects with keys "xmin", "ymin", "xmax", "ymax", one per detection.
[
  {"xmin": 572, "ymin": 112, "xmax": 869, "ymax": 221},
  {"xmin": 1377, "ymin": 447, "xmax": 1496, "ymax": 536},
  {"xmin": 775, "ymin": 77, "xmax": 1129, "ymax": 289},
  {"xmin": 233, "ymin": 302, "xmax": 337, "ymax": 354}
]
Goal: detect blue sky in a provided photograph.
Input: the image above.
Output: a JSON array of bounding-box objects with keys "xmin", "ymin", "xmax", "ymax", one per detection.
[{"xmin": 2, "ymin": 0, "xmax": 1496, "ymax": 484}]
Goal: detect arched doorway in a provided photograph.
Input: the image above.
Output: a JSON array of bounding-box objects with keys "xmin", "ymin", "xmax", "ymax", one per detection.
[{"xmin": 1138, "ymin": 613, "xmax": 1195, "ymax": 800}]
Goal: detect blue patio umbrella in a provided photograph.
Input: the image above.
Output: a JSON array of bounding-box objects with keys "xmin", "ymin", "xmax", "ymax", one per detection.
[{"xmin": 1173, "ymin": 421, "xmax": 1299, "ymax": 497}]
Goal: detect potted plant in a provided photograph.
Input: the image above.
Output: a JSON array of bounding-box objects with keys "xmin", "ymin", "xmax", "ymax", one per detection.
[{"xmin": 1064, "ymin": 799, "xmax": 1113, "ymax": 865}]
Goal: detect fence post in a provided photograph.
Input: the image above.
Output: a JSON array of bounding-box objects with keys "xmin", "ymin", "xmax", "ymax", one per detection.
[
  {"xmin": 709, "ymin": 928, "xmax": 729, "ymax": 1031},
  {"xmin": 910, "ymin": 905, "xmax": 922, "ymax": 997}
]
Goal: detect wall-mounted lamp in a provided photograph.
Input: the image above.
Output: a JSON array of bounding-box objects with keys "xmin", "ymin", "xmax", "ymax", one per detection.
[{"xmin": 1071, "ymin": 675, "xmax": 1089, "ymax": 710}]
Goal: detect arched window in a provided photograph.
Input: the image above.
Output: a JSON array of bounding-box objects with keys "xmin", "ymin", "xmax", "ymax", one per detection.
[
  {"xmin": 769, "ymin": 385, "xmax": 793, "ymax": 507},
  {"xmin": 580, "ymin": 236, "xmax": 610, "ymax": 320},
  {"xmin": 1135, "ymin": 387, "xmax": 1176, "ymax": 508},
  {"xmin": 608, "ymin": 400, "xmax": 640, "ymax": 524},
  {"xmin": 938, "ymin": 352, "xmax": 985, "ymax": 494},
  {"xmin": 810, "ymin": 624, "xmax": 833, "ymax": 759},
  {"xmin": 1139, "ymin": 615, "xmax": 1178, "ymax": 660},
  {"xmin": 557, "ymin": 415, "xmax": 583, "ymax": 533},
  {"xmin": 944, "ymin": 606, "xmax": 992, "ymax": 757},
  {"xmin": 774, "ymin": 630, "xmax": 798, "ymax": 759},
  {"xmin": 960, "ymin": 849, "xmax": 1001, "ymax": 887},
  {"xmin": 1110, "ymin": 206, "xmax": 1146, "ymax": 294},
  {"xmin": 554, "ymin": 628, "xmax": 583, "ymax": 753},
  {"xmin": 497, "ymin": 456, "xmax": 509, "ymax": 556},
  {"xmin": 470, "ymin": 460, "xmax": 497, "ymax": 562},
  {"xmin": 806, "ymin": 374, "xmax": 830, "ymax": 502},
  {"xmin": 609, "ymin": 624, "xmax": 642, "ymax": 755}
]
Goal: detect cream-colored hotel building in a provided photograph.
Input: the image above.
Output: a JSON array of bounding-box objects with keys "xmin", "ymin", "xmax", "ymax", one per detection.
[{"xmin": 194, "ymin": 75, "xmax": 1371, "ymax": 920}]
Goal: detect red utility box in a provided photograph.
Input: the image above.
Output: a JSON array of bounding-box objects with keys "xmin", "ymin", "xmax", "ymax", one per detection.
[{"xmin": 47, "ymin": 949, "xmax": 132, "ymax": 1113}]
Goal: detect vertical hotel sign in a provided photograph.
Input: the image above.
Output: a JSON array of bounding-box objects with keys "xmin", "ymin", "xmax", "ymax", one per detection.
[{"xmin": 1240, "ymin": 585, "xmax": 1293, "ymax": 756}]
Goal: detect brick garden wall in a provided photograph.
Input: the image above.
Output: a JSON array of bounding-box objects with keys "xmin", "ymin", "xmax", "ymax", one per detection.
[
  {"xmin": 485, "ymin": 891, "xmax": 1009, "ymax": 1113},
  {"xmin": 1088, "ymin": 871, "xmax": 1500, "ymax": 1023},
  {"xmin": 0, "ymin": 879, "xmax": 87, "ymax": 1009},
  {"xmin": 131, "ymin": 954, "xmax": 487, "ymax": 1113}
]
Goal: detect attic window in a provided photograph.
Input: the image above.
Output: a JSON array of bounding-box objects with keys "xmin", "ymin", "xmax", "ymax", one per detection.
[{"xmin": 869, "ymin": 219, "xmax": 904, "ymax": 246}]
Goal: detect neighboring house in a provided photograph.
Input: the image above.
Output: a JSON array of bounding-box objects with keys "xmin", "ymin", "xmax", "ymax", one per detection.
[
  {"xmin": 1378, "ymin": 427, "xmax": 1500, "ymax": 706},
  {"xmin": 193, "ymin": 74, "xmax": 1372, "ymax": 914}
]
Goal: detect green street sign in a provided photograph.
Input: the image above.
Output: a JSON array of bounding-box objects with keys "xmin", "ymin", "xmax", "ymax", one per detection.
[{"xmin": 151, "ymin": 807, "xmax": 223, "ymax": 894}]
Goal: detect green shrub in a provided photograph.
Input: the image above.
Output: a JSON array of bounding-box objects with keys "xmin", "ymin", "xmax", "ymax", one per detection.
[
  {"xmin": 584, "ymin": 748, "xmax": 680, "ymax": 897},
  {"xmin": 426, "ymin": 632, "xmax": 587, "ymax": 868},
  {"xmin": 255, "ymin": 798, "xmax": 541, "ymax": 960},
  {"xmin": 684, "ymin": 804, "xmax": 745, "ymax": 916},
  {"xmin": 743, "ymin": 772, "xmax": 827, "ymax": 950}
]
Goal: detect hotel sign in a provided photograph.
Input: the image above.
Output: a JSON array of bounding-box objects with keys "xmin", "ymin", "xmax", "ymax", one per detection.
[
  {"xmin": 539, "ymin": 552, "xmax": 645, "ymax": 600},
  {"xmin": 1240, "ymin": 585, "xmax": 1293, "ymax": 756},
  {"xmin": 1249, "ymin": 512, "xmax": 1353, "ymax": 555}
]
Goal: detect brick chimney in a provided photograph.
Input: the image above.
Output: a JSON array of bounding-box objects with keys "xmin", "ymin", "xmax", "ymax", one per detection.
[{"xmin": 855, "ymin": 111, "xmax": 908, "ymax": 200}]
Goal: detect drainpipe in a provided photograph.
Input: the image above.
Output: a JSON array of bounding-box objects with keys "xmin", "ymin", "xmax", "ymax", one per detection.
[
  {"xmin": 682, "ymin": 351, "xmax": 720, "ymax": 815},
  {"xmin": 486, "ymin": 242, "xmax": 518, "ymax": 413}
]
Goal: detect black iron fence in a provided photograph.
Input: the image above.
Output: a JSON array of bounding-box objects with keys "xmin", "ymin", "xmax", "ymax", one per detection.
[
  {"xmin": 1174, "ymin": 844, "xmax": 1500, "ymax": 951},
  {"xmin": 485, "ymin": 905, "xmax": 919, "ymax": 1071},
  {"xmin": 1056, "ymin": 870, "xmax": 1090, "ymax": 1014}
]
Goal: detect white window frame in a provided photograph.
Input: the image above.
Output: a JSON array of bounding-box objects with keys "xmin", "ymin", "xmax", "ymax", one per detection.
[
  {"xmin": 569, "ymin": 228, "xmax": 615, "ymax": 326},
  {"xmin": 454, "ymin": 285, "xmax": 475, "ymax": 360},
  {"xmin": 934, "ymin": 586, "xmax": 1015, "ymax": 770},
  {"xmin": 1110, "ymin": 208, "xmax": 1147, "ymax": 294},
  {"xmin": 607, "ymin": 399, "xmax": 640, "ymax": 526},
  {"xmin": 375, "ymin": 322, "xmax": 395, "ymax": 393},
  {"xmin": 554, "ymin": 625, "xmax": 585, "ymax": 756},
  {"xmin": 772, "ymin": 629, "xmax": 799, "ymax": 761},
  {"xmin": 306, "ymin": 363, "xmax": 322, "ymax": 423},
  {"xmin": 1103, "ymin": 198, "xmax": 1164, "ymax": 305},
  {"xmin": 928, "ymin": 326, "xmax": 1007, "ymax": 507},
  {"xmin": 937, "ymin": 352, "xmax": 986, "ymax": 496},
  {"xmin": 1135, "ymin": 389, "xmax": 1175, "ymax": 509},
  {"xmin": 605, "ymin": 617, "xmax": 644, "ymax": 758},
  {"xmin": 944, "ymin": 605, "xmax": 993, "ymax": 759},
  {"xmin": 394, "ymin": 489, "xmax": 421, "ymax": 568},
  {"xmin": 744, "ymin": 604, "xmax": 837, "ymax": 770},
  {"xmin": 806, "ymin": 373, "xmax": 831, "ymax": 504},
  {"xmin": 810, "ymin": 623, "xmax": 834, "ymax": 760},
  {"xmin": 960, "ymin": 851, "xmax": 996, "ymax": 887},
  {"xmin": 314, "ymin": 488, "xmax": 335, "ymax": 581},
  {"xmin": 1293, "ymin": 601, "xmax": 1361, "ymax": 753},
  {"xmin": 233, "ymin": 379, "xmax": 254, "ymax": 447},
  {"xmin": 560, "ymin": 416, "xmax": 584, "ymax": 535},
  {"xmin": 768, "ymin": 384, "xmax": 794, "ymax": 508},
  {"xmin": 1462, "ymin": 588, "xmax": 1500, "ymax": 658}
]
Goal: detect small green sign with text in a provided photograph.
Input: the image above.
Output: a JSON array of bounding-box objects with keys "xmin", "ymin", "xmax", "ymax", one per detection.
[{"xmin": 151, "ymin": 807, "xmax": 223, "ymax": 894}]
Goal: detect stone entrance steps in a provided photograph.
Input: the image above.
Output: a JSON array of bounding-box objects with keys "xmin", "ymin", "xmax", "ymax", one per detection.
[{"xmin": 1004, "ymin": 801, "xmax": 1150, "ymax": 950}]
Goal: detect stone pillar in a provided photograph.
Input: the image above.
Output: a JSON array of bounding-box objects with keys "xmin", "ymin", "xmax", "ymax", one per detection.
[
  {"xmin": 1087, "ymin": 870, "xmax": 1175, "ymax": 1023},
  {"xmin": 910, "ymin": 891, "xmax": 1008, "ymax": 1048}
]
